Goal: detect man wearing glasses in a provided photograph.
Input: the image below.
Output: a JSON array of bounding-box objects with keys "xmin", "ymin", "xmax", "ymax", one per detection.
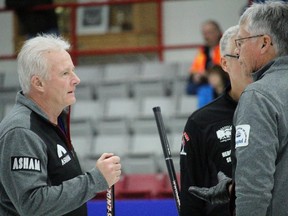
[
  {"xmin": 189, "ymin": 1, "xmax": 288, "ymax": 216},
  {"xmin": 232, "ymin": 1, "xmax": 288, "ymax": 215},
  {"xmin": 180, "ymin": 25, "xmax": 252, "ymax": 216}
]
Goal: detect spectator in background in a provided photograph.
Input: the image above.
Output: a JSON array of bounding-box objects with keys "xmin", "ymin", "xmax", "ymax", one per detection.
[
  {"xmin": 197, "ymin": 65, "xmax": 230, "ymax": 108},
  {"xmin": 180, "ymin": 25, "xmax": 252, "ymax": 216},
  {"xmin": 0, "ymin": 34, "xmax": 121, "ymax": 216},
  {"xmin": 206, "ymin": 65, "xmax": 230, "ymax": 98},
  {"xmin": 5, "ymin": 0, "xmax": 59, "ymax": 38},
  {"xmin": 186, "ymin": 20, "xmax": 222, "ymax": 97}
]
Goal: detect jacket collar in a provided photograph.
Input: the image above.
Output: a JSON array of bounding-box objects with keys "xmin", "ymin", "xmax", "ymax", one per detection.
[
  {"xmin": 16, "ymin": 91, "xmax": 70, "ymax": 126},
  {"xmin": 252, "ymin": 60, "xmax": 274, "ymax": 82},
  {"xmin": 252, "ymin": 55, "xmax": 288, "ymax": 82}
]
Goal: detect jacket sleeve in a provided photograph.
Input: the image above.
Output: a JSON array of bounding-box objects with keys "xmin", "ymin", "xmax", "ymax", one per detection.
[
  {"xmin": 234, "ymin": 89, "xmax": 278, "ymax": 216},
  {"xmin": 180, "ymin": 119, "xmax": 207, "ymax": 216},
  {"xmin": 1, "ymin": 128, "xmax": 108, "ymax": 216},
  {"xmin": 189, "ymin": 48, "xmax": 206, "ymax": 75}
]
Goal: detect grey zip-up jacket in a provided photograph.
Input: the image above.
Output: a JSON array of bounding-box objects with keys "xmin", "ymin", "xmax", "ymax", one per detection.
[
  {"xmin": 0, "ymin": 92, "xmax": 108, "ymax": 216},
  {"xmin": 233, "ymin": 56, "xmax": 288, "ymax": 216}
]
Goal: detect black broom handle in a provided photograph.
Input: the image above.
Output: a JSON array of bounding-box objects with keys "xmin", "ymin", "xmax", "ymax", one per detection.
[{"xmin": 153, "ymin": 106, "xmax": 181, "ymax": 215}]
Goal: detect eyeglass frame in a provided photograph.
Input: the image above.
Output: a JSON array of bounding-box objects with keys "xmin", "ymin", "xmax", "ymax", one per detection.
[
  {"xmin": 223, "ymin": 54, "xmax": 239, "ymax": 59},
  {"xmin": 235, "ymin": 34, "xmax": 264, "ymax": 49}
]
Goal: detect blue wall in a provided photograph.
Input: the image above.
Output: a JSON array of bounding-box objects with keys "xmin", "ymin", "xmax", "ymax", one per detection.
[{"xmin": 88, "ymin": 199, "xmax": 178, "ymax": 216}]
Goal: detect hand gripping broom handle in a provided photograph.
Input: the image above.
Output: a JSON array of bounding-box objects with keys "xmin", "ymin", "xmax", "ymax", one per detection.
[
  {"xmin": 153, "ymin": 106, "xmax": 181, "ymax": 215},
  {"xmin": 106, "ymin": 185, "xmax": 115, "ymax": 216}
]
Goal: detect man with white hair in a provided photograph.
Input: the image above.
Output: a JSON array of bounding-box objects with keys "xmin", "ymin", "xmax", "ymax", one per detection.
[{"xmin": 0, "ymin": 34, "xmax": 121, "ymax": 216}]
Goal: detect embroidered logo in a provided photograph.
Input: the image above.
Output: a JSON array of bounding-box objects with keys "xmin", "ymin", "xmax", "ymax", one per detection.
[
  {"xmin": 222, "ymin": 150, "xmax": 231, "ymax": 163},
  {"xmin": 11, "ymin": 157, "xmax": 41, "ymax": 172},
  {"xmin": 216, "ymin": 125, "xmax": 232, "ymax": 142},
  {"xmin": 57, "ymin": 144, "xmax": 71, "ymax": 165},
  {"xmin": 235, "ymin": 124, "xmax": 250, "ymax": 148}
]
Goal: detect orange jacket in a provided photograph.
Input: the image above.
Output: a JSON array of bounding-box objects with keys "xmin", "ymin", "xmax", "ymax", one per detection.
[{"xmin": 190, "ymin": 45, "xmax": 221, "ymax": 74}]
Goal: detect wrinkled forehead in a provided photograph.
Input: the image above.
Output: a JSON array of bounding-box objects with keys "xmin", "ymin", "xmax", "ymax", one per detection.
[{"xmin": 237, "ymin": 22, "xmax": 250, "ymax": 39}]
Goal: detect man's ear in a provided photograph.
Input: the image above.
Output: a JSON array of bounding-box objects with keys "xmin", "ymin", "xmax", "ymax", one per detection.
[
  {"xmin": 260, "ymin": 35, "xmax": 272, "ymax": 53},
  {"xmin": 220, "ymin": 57, "xmax": 228, "ymax": 73},
  {"xmin": 31, "ymin": 75, "xmax": 44, "ymax": 92}
]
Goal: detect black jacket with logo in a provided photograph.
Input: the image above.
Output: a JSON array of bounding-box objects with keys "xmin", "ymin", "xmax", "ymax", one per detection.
[{"xmin": 180, "ymin": 86, "xmax": 237, "ymax": 216}]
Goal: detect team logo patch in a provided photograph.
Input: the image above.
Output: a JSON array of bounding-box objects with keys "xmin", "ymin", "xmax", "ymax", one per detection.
[
  {"xmin": 57, "ymin": 144, "xmax": 71, "ymax": 165},
  {"xmin": 235, "ymin": 124, "xmax": 250, "ymax": 148},
  {"xmin": 216, "ymin": 125, "xmax": 232, "ymax": 142},
  {"xmin": 11, "ymin": 156, "xmax": 41, "ymax": 172}
]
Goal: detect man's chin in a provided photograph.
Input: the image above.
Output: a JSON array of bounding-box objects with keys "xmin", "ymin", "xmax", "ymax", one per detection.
[{"xmin": 67, "ymin": 97, "xmax": 77, "ymax": 106}]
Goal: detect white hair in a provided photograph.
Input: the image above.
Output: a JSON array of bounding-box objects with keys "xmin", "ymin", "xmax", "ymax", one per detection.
[
  {"xmin": 220, "ymin": 25, "xmax": 239, "ymax": 57},
  {"xmin": 17, "ymin": 34, "xmax": 71, "ymax": 94}
]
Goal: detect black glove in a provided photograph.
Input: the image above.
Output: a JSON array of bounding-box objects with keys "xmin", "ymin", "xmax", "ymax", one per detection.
[{"xmin": 188, "ymin": 171, "xmax": 232, "ymax": 205}]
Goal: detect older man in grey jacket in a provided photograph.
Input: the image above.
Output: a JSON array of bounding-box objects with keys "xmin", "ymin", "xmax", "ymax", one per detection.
[
  {"xmin": 233, "ymin": 1, "xmax": 288, "ymax": 215},
  {"xmin": 0, "ymin": 35, "xmax": 121, "ymax": 216},
  {"xmin": 189, "ymin": 1, "xmax": 288, "ymax": 216}
]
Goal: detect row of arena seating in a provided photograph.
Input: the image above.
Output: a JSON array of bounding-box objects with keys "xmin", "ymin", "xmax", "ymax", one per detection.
[
  {"xmin": 76, "ymin": 78, "xmax": 189, "ymax": 101},
  {"xmin": 72, "ymin": 132, "xmax": 182, "ymax": 174},
  {"xmin": 73, "ymin": 94, "xmax": 197, "ymax": 118},
  {"xmin": 75, "ymin": 61, "xmax": 190, "ymax": 86},
  {"xmin": 75, "ymin": 61, "xmax": 191, "ymax": 101},
  {"xmin": 93, "ymin": 172, "xmax": 180, "ymax": 200}
]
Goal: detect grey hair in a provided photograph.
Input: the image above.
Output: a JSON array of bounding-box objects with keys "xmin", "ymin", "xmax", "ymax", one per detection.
[
  {"xmin": 17, "ymin": 34, "xmax": 71, "ymax": 94},
  {"xmin": 239, "ymin": 1, "xmax": 288, "ymax": 56},
  {"xmin": 220, "ymin": 25, "xmax": 239, "ymax": 57}
]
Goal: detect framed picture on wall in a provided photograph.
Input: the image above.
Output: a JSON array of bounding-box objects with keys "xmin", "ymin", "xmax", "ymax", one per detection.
[{"xmin": 77, "ymin": 0, "xmax": 109, "ymax": 35}]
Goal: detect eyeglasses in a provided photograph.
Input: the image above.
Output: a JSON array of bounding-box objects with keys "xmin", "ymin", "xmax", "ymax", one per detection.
[
  {"xmin": 235, "ymin": 34, "xmax": 264, "ymax": 49},
  {"xmin": 224, "ymin": 54, "xmax": 239, "ymax": 59}
]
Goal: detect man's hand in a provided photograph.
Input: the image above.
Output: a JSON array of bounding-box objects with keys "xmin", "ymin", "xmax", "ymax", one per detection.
[
  {"xmin": 96, "ymin": 153, "xmax": 121, "ymax": 187},
  {"xmin": 188, "ymin": 171, "xmax": 232, "ymax": 205}
]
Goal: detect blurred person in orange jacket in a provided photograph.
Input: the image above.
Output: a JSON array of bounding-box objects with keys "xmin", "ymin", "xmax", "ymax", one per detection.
[{"xmin": 187, "ymin": 20, "xmax": 222, "ymax": 97}]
